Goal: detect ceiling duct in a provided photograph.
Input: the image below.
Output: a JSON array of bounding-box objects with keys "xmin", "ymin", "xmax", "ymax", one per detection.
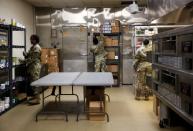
[{"xmin": 127, "ymin": 1, "xmax": 139, "ymax": 14}]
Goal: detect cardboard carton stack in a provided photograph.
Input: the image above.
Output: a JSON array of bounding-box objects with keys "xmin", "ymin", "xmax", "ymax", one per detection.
[
  {"xmin": 104, "ymin": 37, "xmax": 119, "ymax": 46},
  {"xmin": 41, "ymin": 48, "xmax": 60, "ymax": 73},
  {"xmin": 111, "ymin": 20, "xmax": 120, "ymax": 33},
  {"xmin": 107, "ymin": 65, "xmax": 118, "ymax": 72},
  {"xmin": 107, "ymin": 52, "xmax": 115, "ymax": 59},
  {"xmin": 41, "ymin": 48, "xmax": 49, "ymax": 64},
  {"xmin": 85, "ymin": 87, "xmax": 105, "ymax": 121},
  {"xmin": 88, "ymin": 101, "xmax": 105, "ymax": 121}
]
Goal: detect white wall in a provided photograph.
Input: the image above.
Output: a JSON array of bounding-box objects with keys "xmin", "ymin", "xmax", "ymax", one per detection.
[{"xmin": 0, "ymin": 0, "xmax": 35, "ymax": 53}]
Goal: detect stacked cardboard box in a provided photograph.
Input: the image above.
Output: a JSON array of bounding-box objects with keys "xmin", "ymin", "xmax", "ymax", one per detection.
[
  {"xmin": 41, "ymin": 48, "xmax": 49, "ymax": 64},
  {"xmin": 104, "ymin": 37, "xmax": 112, "ymax": 46},
  {"xmin": 104, "ymin": 37, "xmax": 118, "ymax": 46},
  {"xmin": 111, "ymin": 20, "xmax": 120, "ymax": 33},
  {"xmin": 41, "ymin": 48, "xmax": 60, "ymax": 73},
  {"xmin": 107, "ymin": 65, "xmax": 118, "ymax": 72},
  {"xmin": 107, "ymin": 52, "xmax": 115, "ymax": 59},
  {"xmin": 88, "ymin": 101, "xmax": 105, "ymax": 121},
  {"xmin": 111, "ymin": 26, "xmax": 120, "ymax": 33},
  {"xmin": 48, "ymin": 49, "xmax": 59, "ymax": 72},
  {"xmin": 112, "ymin": 39, "xmax": 118, "ymax": 46}
]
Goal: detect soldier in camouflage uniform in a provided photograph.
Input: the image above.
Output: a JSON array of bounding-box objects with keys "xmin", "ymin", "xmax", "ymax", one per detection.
[
  {"xmin": 91, "ymin": 34, "xmax": 107, "ymax": 72},
  {"xmin": 133, "ymin": 39, "xmax": 152, "ymax": 100},
  {"xmin": 23, "ymin": 35, "xmax": 41, "ymax": 105}
]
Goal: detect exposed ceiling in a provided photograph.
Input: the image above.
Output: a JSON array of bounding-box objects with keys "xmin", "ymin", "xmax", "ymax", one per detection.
[
  {"xmin": 24, "ymin": 0, "xmax": 193, "ymax": 22},
  {"xmin": 24, "ymin": 0, "xmax": 148, "ymax": 8}
]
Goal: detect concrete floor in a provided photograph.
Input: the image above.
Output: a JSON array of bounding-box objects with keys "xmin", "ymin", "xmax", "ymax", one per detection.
[{"xmin": 0, "ymin": 86, "xmax": 190, "ymax": 131}]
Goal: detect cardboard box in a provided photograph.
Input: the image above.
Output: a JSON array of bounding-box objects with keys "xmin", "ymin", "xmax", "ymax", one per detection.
[
  {"xmin": 104, "ymin": 37, "xmax": 112, "ymax": 46},
  {"xmin": 41, "ymin": 48, "xmax": 49, "ymax": 64},
  {"xmin": 111, "ymin": 20, "xmax": 120, "ymax": 26},
  {"xmin": 107, "ymin": 65, "xmax": 118, "ymax": 72},
  {"xmin": 89, "ymin": 101, "xmax": 104, "ymax": 112},
  {"xmin": 49, "ymin": 49, "xmax": 58, "ymax": 56},
  {"xmin": 48, "ymin": 66, "xmax": 59, "ymax": 73},
  {"xmin": 111, "ymin": 26, "xmax": 120, "ymax": 33},
  {"xmin": 112, "ymin": 39, "xmax": 118, "ymax": 46},
  {"xmin": 107, "ymin": 52, "xmax": 115, "ymax": 59},
  {"xmin": 88, "ymin": 101, "xmax": 105, "ymax": 121},
  {"xmin": 48, "ymin": 56, "xmax": 58, "ymax": 64},
  {"xmin": 41, "ymin": 48, "xmax": 49, "ymax": 55},
  {"xmin": 41, "ymin": 56, "xmax": 48, "ymax": 64}
]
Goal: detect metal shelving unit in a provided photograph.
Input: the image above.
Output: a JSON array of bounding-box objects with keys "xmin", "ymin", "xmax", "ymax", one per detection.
[
  {"xmin": 152, "ymin": 25, "xmax": 193, "ymax": 127},
  {"xmin": 93, "ymin": 30, "xmax": 121, "ymax": 87},
  {"xmin": 0, "ymin": 24, "xmax": 26, "ymax": 115}
]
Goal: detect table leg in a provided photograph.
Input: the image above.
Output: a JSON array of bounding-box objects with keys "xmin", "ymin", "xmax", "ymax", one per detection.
[
  {"xmin": 59, "ymin": 86, "xmax": 61, "ymax": 102},
  {"xmin": 42, "ymin": 87, "xmax": 45, "ymax": 109},
  {"xmin": 72, "ymin": 85, "xmax": 79, "ymax": 103},
  {"xmin": 36, "ymin": 86, "xmax": 45, "ymax": 122}
]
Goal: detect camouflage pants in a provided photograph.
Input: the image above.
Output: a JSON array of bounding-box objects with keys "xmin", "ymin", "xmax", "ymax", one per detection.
[
  {"xmin": 95, "ymin": 60, "xmax": 107, "ymax": 72},
  {"xmin": 135, "ymin": 71, "xmax": 150, "ymax": 99},
  {"xmin": 27, "ymin": 63, "xmax": 41, "ymax": 96}
]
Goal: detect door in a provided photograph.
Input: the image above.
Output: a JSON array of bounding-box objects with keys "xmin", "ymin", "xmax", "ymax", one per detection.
[
  {"xmin": 62, "ymin": 26, "xmax": 88, "ymax": 72},
  {"xmin": 122, "ymin": 26, "xmax": 134, "ymax": 84}
]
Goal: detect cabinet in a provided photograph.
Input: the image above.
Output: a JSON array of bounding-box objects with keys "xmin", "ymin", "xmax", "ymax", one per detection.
[
  {"xmin": 152, "ymin": 25, "xmax": 193, "ymax": 126},
  {"xmin": 0, "ymin": 24, "xmax": 26, "ymax": 115}
]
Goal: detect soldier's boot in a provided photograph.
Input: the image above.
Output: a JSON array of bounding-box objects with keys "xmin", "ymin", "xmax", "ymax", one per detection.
[
  {"xmin": 28, "ymin": 94, "xmax": 40, "ymax": 105},
  {"xmin": 135, "ymin": 88, "xmax": 141, "ymax": 100},
  {"xmin": 144, "ymin": 95, "xmax": 149, "ymax": 101},
  {"xmin": 144, "ymin": 88, "xmax": 149, "ymax": 101}
]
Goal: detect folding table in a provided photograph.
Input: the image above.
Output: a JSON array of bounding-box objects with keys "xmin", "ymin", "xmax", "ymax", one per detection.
[
  {"xmin": 31, "ymin": 72, "xmax": 81, "ymax": 122},
  {"xmin": 31, "ymin": 72, "xmax": 114, "ymax": 122}
]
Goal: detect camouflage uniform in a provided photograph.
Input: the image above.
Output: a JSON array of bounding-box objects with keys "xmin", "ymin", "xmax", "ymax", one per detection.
[
  {"xmin": 91, "ymin": 41, "xmax": 107, "ymax": 72},
  {"xmin": 25, "ymin": 44, "xmax": 41, "ymax": 95},
  {"xmin": 134, "ymin": 43, "xmax": 152, "ymax": 100}
]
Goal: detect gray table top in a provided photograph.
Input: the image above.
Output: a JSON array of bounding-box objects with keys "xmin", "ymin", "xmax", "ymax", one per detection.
[
  {"xmin": 73, "ymin": 72, "xmax": 114, "ymax": 86},
  {"xmin": 31, "ymin": 72, "xmax": 81, "ymax": 87},
  {"xmin": 31, "ymin": 72, "xmax": 114, "ymax": 87}
]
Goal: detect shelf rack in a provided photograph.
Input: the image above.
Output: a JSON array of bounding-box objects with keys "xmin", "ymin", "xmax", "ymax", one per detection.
[
  {"xmin": 0, "ymin": 24, "xmax": 26, "ymax": 115},
  {"xmin": 93, "ymin": 30, "xmax": 121, "ymax": 87}
]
